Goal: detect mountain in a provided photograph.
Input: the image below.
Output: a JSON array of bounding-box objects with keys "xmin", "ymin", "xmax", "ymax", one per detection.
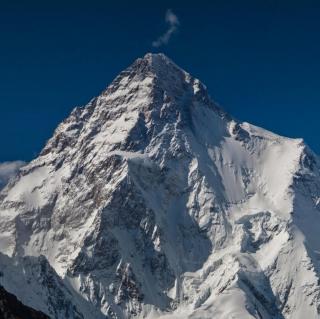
[{"xmin": 0, "ymin": 53, "xmax": 319, "ymax": 319}]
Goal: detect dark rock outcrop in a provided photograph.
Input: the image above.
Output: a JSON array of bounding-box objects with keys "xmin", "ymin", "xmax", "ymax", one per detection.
[{"xmin": 0, "ymin": 285, "xmax": 50, "ymax": 319}]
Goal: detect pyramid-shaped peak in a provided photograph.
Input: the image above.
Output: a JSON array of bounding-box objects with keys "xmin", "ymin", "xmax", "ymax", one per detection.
[
  {"xmin": 95, "ymin": 52, "xmax": 226, "ymax": 134},
  {"xmin": 124, "ymin": 52, "xmax": 187, "ymax": 81},
  {"xmin": 118, "ymin": 52, "xmax": 211, "ymax": 101},
  {"xmin": 145, "ymin": 53, "xmax": 185, "ymax": 75}
]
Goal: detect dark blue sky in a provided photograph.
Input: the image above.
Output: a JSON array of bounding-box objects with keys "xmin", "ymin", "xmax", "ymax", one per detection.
[{"xmin": 1, "ymin": 0, "xmax": 319, "ymax": 161}]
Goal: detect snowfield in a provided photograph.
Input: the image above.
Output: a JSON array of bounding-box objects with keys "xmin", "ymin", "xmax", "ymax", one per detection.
[{"xmin": 0, "ymin": 53, "xmax": 319, "ymax": 318}]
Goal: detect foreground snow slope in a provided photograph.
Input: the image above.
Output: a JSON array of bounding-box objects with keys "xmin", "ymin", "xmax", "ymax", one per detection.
[{"xmin": 0, "ymin": 53, "xmax": 319, "ymax": 318}]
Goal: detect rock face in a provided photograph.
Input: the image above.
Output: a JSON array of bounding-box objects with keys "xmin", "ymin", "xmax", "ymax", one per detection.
[
  {"xmin": 0, "ymin": 53, "xmax": 320, "ymax": 318},
  {"xmin": 0, "ymin": 285, "xmax": 49, "ymax": 319}
]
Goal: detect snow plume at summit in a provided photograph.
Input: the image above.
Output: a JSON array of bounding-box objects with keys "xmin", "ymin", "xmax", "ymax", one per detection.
[{"xmin": 152, "ymin": 9, "xmax": 180, "ymax": 47}]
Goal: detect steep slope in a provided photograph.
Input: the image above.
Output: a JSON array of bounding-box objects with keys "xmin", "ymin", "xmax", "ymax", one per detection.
[{"xmin": 0, "ymin": 53, "xmax": 319, "ymax": 319}]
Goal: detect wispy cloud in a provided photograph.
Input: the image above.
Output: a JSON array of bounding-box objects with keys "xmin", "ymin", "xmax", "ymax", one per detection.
[
  {"xmin": 0, "ymin": 161, "xmax": 25, "ymax": 190},
  {"xmin": 152, "ymin": 9, "xmax": 180, "ymax": 48}
]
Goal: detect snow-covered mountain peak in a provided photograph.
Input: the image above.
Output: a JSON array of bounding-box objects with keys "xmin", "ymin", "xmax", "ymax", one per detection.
[
  {"xmin": 0, "ymin": 54, "xmax": 319, "ymax": 319},
  {"xmin": 138, "ymin": 52, "xmax": 185, "ymax": 77},
  {"xmin": 32, "ymin": 53, "xmax": 226, "ymax": 169},
  {"xmin": 102, "ymin": 52, "xmax": 220, "ymax": 116},
  {"xmin": 141, "ymin": 52, "xmax": 175, "ymax": 69}
]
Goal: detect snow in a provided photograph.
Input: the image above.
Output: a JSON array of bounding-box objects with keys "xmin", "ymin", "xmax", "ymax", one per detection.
[
  {"xmin": 0, "ymin": 53, "xmax": 319, "ymax": 319},
  {"xmin": 0, "ymin": 160, "xmax": 25, "ymax": 190}
]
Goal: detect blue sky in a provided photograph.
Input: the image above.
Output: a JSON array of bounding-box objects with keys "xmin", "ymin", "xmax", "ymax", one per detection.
[{"xmin": 1, "ymin": 0, "xmax": 319, "ymax": 161}]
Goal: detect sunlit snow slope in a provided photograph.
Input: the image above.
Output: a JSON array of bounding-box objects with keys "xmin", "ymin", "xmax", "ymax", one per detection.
[{"xmin": 0, "ymin": 53, "xmax": 320, "ymax": 319}]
